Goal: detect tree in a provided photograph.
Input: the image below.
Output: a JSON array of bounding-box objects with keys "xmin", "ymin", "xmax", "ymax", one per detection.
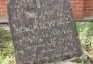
[{"xmin": 7, "ymin": 0, "xmax": 83, "ymax": 64}]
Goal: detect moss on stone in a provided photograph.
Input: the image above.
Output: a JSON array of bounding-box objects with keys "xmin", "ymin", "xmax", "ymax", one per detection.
[{"xmin": 70, "ymin": 57, "xmax": 82, "ymax": 63}]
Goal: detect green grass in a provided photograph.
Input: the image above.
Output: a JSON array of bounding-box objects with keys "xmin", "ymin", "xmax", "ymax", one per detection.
[
  {"xmin": 0, "ymin": 28, "xmax": 15, "ymax": 64},
  {"xmin": 76, "ymin": 22, "xmax": 93, "ymax": 49}
]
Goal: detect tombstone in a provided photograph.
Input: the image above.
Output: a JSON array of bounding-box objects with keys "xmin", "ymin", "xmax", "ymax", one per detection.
[{"xmin": 7, "ymin": 0, "xmax": 83, "ymax": 64}]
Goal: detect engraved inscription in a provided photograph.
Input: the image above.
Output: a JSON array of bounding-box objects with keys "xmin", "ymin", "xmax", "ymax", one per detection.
[{"xmin": 7, "ymin": 0, "xmax": 82, "ymax": 64}]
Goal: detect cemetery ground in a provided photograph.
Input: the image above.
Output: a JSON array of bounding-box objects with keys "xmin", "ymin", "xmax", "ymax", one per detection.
[{"xmin": 0, "ymin": 22, "xmax": 93, "ymax": 64}]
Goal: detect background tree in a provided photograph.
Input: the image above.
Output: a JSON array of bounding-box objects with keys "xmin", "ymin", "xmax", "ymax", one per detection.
[{"xmin": 7, "ymin": 0, "xmax": 83, "ymax": 64}]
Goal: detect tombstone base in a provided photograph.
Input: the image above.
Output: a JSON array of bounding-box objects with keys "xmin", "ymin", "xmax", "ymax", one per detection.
[
  {"xmin": 44, "ymin": 61, "xmax": 84, "ymax": 64},
  {"xmin": 44, "ymin": 48, "xmax": 88, "ymax": 64}
]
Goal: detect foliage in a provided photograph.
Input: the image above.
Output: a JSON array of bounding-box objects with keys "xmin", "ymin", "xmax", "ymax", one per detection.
[
  {"xmin": 0, "ymin": 28, "xmax": 15, "ymax": 64},
  {"xmin": 76, "ymin": 22, "xmax": 93, "ymax": 49},
  {"xmin": 76, "ymin": 22, "xmax": 93, "ymax": 64}
]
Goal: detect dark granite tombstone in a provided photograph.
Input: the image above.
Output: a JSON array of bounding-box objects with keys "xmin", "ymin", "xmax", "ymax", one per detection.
[{"xmin": 7, "ymin": 0, "xmax": 82, "ymax": 64}]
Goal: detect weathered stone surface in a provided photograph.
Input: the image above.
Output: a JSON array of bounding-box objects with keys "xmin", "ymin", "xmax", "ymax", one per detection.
[
  {"xmin": 44, "ymin": 61, "xmax": 84, "ymax": 64},
  {"xmin": 7, "ymin": 0, "xmax": 82, "ymax": 64}
]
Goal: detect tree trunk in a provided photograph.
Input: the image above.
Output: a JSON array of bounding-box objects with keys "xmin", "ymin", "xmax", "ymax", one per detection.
[{"xmin": 7, "ymin": 0, "xmax": 83, "ymax": 64}]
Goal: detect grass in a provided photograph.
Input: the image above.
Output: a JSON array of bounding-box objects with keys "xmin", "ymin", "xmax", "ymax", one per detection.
[
  {"xmin": 76, "ymin": 22, "xmax": 93, "ymax": 64},
  {"xmin": 0, "ymin": 27, "xmax": 15, "ymax": 64},
  {"xmin": 76, "ymin": 22, "xmax": 93, "ymax": 49},
  {"xmin": 0, "ymin": 22, "xmax": 93, "ymax": 64}
]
